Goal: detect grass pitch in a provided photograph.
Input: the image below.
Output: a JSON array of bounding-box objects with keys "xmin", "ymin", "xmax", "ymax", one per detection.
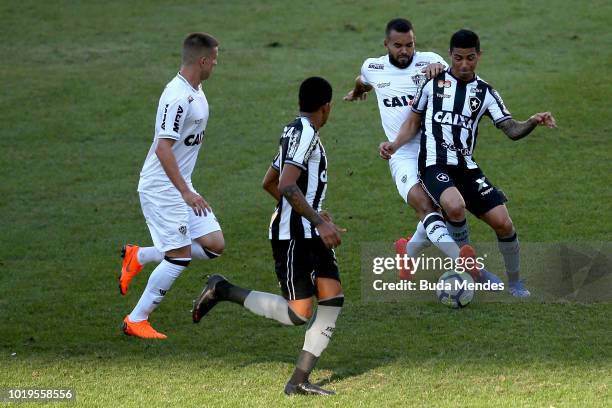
[{"xmin": 1, "ymin": 0, "xmax": 611, "ymax": 406}]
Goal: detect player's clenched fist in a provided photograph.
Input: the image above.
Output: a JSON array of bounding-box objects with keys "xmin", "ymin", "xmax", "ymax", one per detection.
[
  {"xmin": 530, "ymin": 112, "xmax": 557, "ymax": 128},
  {"xmin": 379, "ymin": 141, "xmax": 395, "ymax": 160}
]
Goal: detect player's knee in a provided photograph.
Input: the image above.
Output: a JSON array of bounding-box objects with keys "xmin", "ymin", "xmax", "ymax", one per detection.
[
  {"xmin": 206, "ymin": 241, "xmax": 225, "ymax": 256},
  {"xmin": 442, "ymin": 200, "xmax": 465, "ymax": 221},
  {"xmin": 291, "ymin": 305, "xmax": 313, "ymax": 321},
  {"xmin": 201, "ymin": 235, "xmax": 225, "ymax": 256},
  {"xmin": 288, "ymin": 306, "xmax": 309, "ymax": 325},
  {"xmin": 408, "ymin": 187, "xmax": 436, "ymax": 217},
  {"xmin": 493, "ymin": 217, "xmax": 514, "ymax": 236}
]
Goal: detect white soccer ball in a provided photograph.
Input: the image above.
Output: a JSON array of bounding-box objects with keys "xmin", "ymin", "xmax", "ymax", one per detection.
[{"xmin": 436, "ymin": 270, "xmax": 475, "ymax": 308}]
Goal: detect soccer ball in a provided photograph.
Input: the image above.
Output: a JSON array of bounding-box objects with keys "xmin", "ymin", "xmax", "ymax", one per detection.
[{"xmin": 436, "ymin": 270, "xmax": 475, "ymax": 308}]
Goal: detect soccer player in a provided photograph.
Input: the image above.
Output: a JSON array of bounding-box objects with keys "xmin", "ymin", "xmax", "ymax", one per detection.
[
  {"xmin": 192, "ymin": 77, "xmax": 345, "ymax": 396},
  {"xmin": 119, "ymin": 33, "xmax": 225, "ymax": 339},
  {"xmin": 344, "ymin": 18, "xmax": 492, "ymax": 282},
  {"xmin": 380, "ymin": 29, "xmax": 557, "ymax": 297}
]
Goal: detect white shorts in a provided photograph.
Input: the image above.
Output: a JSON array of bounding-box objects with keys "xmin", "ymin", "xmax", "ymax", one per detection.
[
  {"xmin": 388, "ymin": 154, "xmax": 419, "ymax": 203},
  {"xmin": 139, "ymin": 191, "xmax": 222, "ymax": 253}
]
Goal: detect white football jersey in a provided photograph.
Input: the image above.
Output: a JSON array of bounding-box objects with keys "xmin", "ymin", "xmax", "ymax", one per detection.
[
  {"xmin": 360, "ymin": 52, "xmax": 447, "ymax": 158},
  {"xmin": 138, "ymin": 73, "xmax": 209, "ymax": 195}
]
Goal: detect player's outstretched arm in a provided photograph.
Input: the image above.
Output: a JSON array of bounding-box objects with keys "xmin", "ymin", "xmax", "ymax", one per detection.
[
  {"xmin": 156, "ymin": 138, "xmax": 210, "ymax": 216},
  {"xmin": 278, "ymin": 164, "xmax": 343, "ymax": 248},
  {"xmin": 262, "ymin": 166, "xmax": 281, "ymax": 201},
  {"xmin": 379, "ymin": 110, "xmax": 422, "ymax": 160},
  {"xmin": 498, "ymin": 112, "xmax": 557, "ymax": 141},
  {"xmin": 343, "ymin": 75, "xmax": 373, "ymax": 101}
]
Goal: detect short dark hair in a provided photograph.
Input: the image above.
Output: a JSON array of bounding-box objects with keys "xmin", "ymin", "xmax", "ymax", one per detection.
[
  {"xmin": 450, "ymin": 29, "xmax": 480, "ymax": 52},
  {"xmin": 385, "ymin": 18, "xmax": 413, "ymax": 37},
  {"xmin": 299, "ymin": 77, "xmax": 332, "ymax": 113},
  {"xmin": 182, "ymin": 32, "xmax": 219, "ymax": 64}
]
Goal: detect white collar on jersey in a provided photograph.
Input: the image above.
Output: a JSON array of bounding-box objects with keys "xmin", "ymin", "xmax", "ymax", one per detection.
[{"xmin": 176, "ymin": 72, "xmax": 201, "ymax": 92}]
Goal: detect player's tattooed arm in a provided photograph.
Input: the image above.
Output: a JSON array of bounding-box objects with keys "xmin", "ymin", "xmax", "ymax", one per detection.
[
  {"xmin": 278, "ymin": 164, "xmax": 343, "ymax": 248},
  {"xmin": 280, "ymin": 184, "xmax": 325, "ymax": 226},
  {"xmin": 498, "ymin": 118, "xmax": 538, "ymax": 140},
  {"xmin": 343, "ymin": 76, "xmax": 373, "ymax": 101},
  {"xmin": 499, "ymin": 112, "xmax": 557, "ymax": 141}
]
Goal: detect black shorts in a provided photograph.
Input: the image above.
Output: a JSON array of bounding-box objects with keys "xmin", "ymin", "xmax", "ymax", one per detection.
[
  {"xmin": 419, "ymin": 164, "xmax": 507, "ymax": 216},
  {"xmin": 271, "ymin": 237, "xmax": 341, "ymax": 301}
]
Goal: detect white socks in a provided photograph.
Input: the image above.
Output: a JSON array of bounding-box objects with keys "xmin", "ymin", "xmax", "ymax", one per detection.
[
  {"xmin": 406, "ymin": 221, "xmax": 431, "ymax": 257},
  {"xmin": 243, "ymin": 291, "xmax": 307, "ymax": 326},
  {"xmin": 302, "ymin": 295, "xmax": 344, "ymax": 357},
  {"xmin": 137, "ymin": 242, "xmax": 218, "ymax": 265},
  {"xmin": 423, "ymin": 212, "xmax": 460, "ymax": 260},
  {"xmin": 128, "ymin": 258, "xmax": 189, "ymax": 322}
]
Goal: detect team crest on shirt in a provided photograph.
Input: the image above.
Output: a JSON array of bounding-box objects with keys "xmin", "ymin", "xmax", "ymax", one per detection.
[
  {"xmin": 469, "ymin": 96, "xmax": 481, "ymax": 112},
  {"xmin": 412, "ymin": 74, "xmax": 427, "ymax": 86}
]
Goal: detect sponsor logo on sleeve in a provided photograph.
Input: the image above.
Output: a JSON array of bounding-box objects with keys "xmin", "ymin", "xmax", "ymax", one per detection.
[
  {"xmin": 368, "ymin": 63, "xmax": 385, "ymax": 70},
  {"xmin": 173, "ymin": 105, "xmax": 184, "ymax": 132}
]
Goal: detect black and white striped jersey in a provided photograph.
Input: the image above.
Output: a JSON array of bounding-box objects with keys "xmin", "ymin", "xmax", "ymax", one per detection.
[
  {"xmin": 411, "ymin": 70, "xmax": 512, "ymax": 169},
  {"xmin": 269, "ymin": 116, "xmax": 328, "ymax": 240}
]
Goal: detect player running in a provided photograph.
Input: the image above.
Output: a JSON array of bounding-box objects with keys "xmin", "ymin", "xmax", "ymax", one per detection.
[
  {"xmin": 192, "ymin": 77, "xmax": 345, "ymax": 396},
  {"xmin": 380, "ymin": 29, "xmax": 557, "ymax": 297},
  {"xmin": 119, "ymin": 33, "xmax": 225, "ymax": 339}
]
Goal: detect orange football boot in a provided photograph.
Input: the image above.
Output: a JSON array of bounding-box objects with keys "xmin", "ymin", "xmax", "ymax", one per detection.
[
  {"xmin": 122, "ymin": 316, "xmax": 167, "ymax": 339},
  {"xmin": 119, "ymin": 244, "xmax": 144, "ymax": 295},
  {"xmin": 459, "ymin": 244, "xmax": 482, "ymax": 282},
  {"xmin": 395, "ymin": 237, "xmax": 415, "ymax": 280}
]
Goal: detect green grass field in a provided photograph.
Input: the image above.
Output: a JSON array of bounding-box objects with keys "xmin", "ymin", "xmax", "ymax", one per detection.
[{"xmin": 1, "ymin": 0, "xmax": 611, "ymax": 406}]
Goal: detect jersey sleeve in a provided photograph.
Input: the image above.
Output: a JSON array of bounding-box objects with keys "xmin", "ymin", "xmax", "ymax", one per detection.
[
  {"xmin": 158, "ymin": 97, "xmax": 188, "ymax": 140},
  {"xmin": 271, "ymin": 152, "xmax": 280, "ymax": 170},
  {"xmin": 485, "ymin": 87, "xmax": 512, "ymax": 127},
  {"xmin": 411, "ymin": 79, "xmax": 432, "ymax": 114},
  {"xmin": 284, "ymin": 125, "xmax": 317, "ymax": 170},
  {"xmin": 359, "ymin": 59, "xmax": 373, "ymax": 86}
]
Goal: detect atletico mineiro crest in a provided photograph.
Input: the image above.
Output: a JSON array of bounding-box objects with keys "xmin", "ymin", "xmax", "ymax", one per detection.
[{"xmin": 469, "ymin": 96, "xmax": 481, "ymax": 112}]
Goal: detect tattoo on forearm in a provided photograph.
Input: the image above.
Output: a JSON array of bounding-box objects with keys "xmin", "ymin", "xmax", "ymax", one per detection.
[
  {"xmin": 499, "ymin": 118, "xmax": 537, "ymax": 140},
  {"xmin": 281, "ymin": 184, "xmax": 324, "ymax": 226}
]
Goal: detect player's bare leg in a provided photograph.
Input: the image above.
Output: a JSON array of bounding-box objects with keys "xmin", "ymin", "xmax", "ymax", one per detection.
[
  {"xmin": 480, "ymin": 205, "xmax": 529, "ymax": 297},
  {"xmin": 193, "ymin": 230, "xmax": 225, "ymax": 259}
]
